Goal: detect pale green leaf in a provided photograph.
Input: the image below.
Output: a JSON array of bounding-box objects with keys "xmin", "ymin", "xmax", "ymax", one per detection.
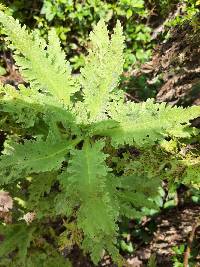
[
  {"xmin": 0, "ymin": 11, "xmax": 78, "ymax": 106},
  {"xmin": 95, "ymin": 99, "xmax": 200, "ymax": 146},
  {"xmin": 80, "ymin": 20, "xmax": 125, "ymax": 122}
]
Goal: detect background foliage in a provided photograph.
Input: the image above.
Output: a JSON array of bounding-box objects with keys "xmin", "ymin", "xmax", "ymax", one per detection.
[
  {"xmin": 2, "ymin": 0, "xmax": 200, "ymax": 72},
  {"xmin": 2, "ymin": 0, "xmax": 153, "ymax": 70}
]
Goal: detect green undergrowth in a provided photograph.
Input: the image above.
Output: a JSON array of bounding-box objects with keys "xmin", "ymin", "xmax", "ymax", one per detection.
[{"xmin": 1, "ymin": 0, "xmax": 153, "ymax": 71}]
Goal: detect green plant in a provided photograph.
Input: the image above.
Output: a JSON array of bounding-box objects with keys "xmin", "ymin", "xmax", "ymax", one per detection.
[
  {"xmin": 166, "ymin": 0, "xmax": 200, "ymax": 29},
  {"xmin": 150, "ymin": 0, "xmax": 179, "ymax": 17},
  {"xmin": 0, "ymin": 8, "xmax": 199, "ymax": 266},
  {"xmin": 38, "ymin": 0, "xmax": 152, "ymax": 70},
  {"xmin": 147, "ymin": 254, "xmax": 157, "ymax": 267},
  {"xmin": 3, "ymin": 0, "xmax": 152, "ymax": 71}
]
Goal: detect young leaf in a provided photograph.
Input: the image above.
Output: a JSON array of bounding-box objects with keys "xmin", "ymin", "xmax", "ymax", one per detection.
[
  {"xmin": 80, "ymin": 20, "xmax": 125, "ymax": 122},
  {"xmin": 0, "ymin": 11, "xmax": 78, "ymax": 106}
]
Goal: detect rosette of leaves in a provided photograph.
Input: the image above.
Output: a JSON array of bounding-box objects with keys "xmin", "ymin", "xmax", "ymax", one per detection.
[{"xmin": 0, "ymin": 8, "xmax": 199, "ymax": 266}]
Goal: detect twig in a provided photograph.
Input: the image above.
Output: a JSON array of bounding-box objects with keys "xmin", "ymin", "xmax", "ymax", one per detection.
[
  {"xmin": 124, "ymin": 93, "xmax": 140, "ymax": 102},
  {"xmin": 183, "ymin": 219, "xmax": 200, "ymax": 267}
]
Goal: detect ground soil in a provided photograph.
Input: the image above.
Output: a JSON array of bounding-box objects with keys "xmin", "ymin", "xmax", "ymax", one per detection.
[{"xmin": 67, "ymin": 204, "xmax": 200, "ymax": 267}]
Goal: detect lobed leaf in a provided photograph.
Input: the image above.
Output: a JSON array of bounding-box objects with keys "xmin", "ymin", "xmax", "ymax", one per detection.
[
  {"xmin": 80, "ymin": 20, "xmax": 125, "ymax": 122},
  {"xmin": 59, "ymin": 141, "xmax": 119, "ymax": 263},
  {"xmin": 94, "ymin": 99, "xmax": 200, "ymax": 146},
  {"xmin": 0, "ymin": 138, "xmax": 71, "ymax": 184},
  {"xmin": 0, "ymin": 11, "xmax": 78, "ymax": 106}
]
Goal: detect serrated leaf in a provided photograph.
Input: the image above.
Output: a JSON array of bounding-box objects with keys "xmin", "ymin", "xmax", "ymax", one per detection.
[
  {"xmin": 0, "ymin": 138, "xmax": 71, "ymax": 184},
  {"xmin": 116, "ymin": 174, "xmax": 161, "ymax": 218},
  {"xmin": 80, "ymin": 20, "xmax": 124, "ymax": 122},
  {"xmin": 0, "ymin": 11, "xmax": 78, "ymax": 106},
  {"xmin": 28, "ymin": 172, "xmax": 56, "ymax": 208},
  {"xmin": 59, "ymin": 141, "xmax": 120, "ymax": 263},
  {"xmin": 96, "ymin": 99, "xmax": 200, "ymax": 146},
  {"xmin": 0, "ymin": 224, "xmax": 34, "ymax": 264},
  {"xmin": 183, "ymin": 160, "xmax": 200, "ymax": 189}
]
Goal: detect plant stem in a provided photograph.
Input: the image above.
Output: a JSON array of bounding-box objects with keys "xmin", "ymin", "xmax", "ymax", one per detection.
[{"xmin": 183, "ymin": 218, "xmax": 200, "ymax": 267}]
